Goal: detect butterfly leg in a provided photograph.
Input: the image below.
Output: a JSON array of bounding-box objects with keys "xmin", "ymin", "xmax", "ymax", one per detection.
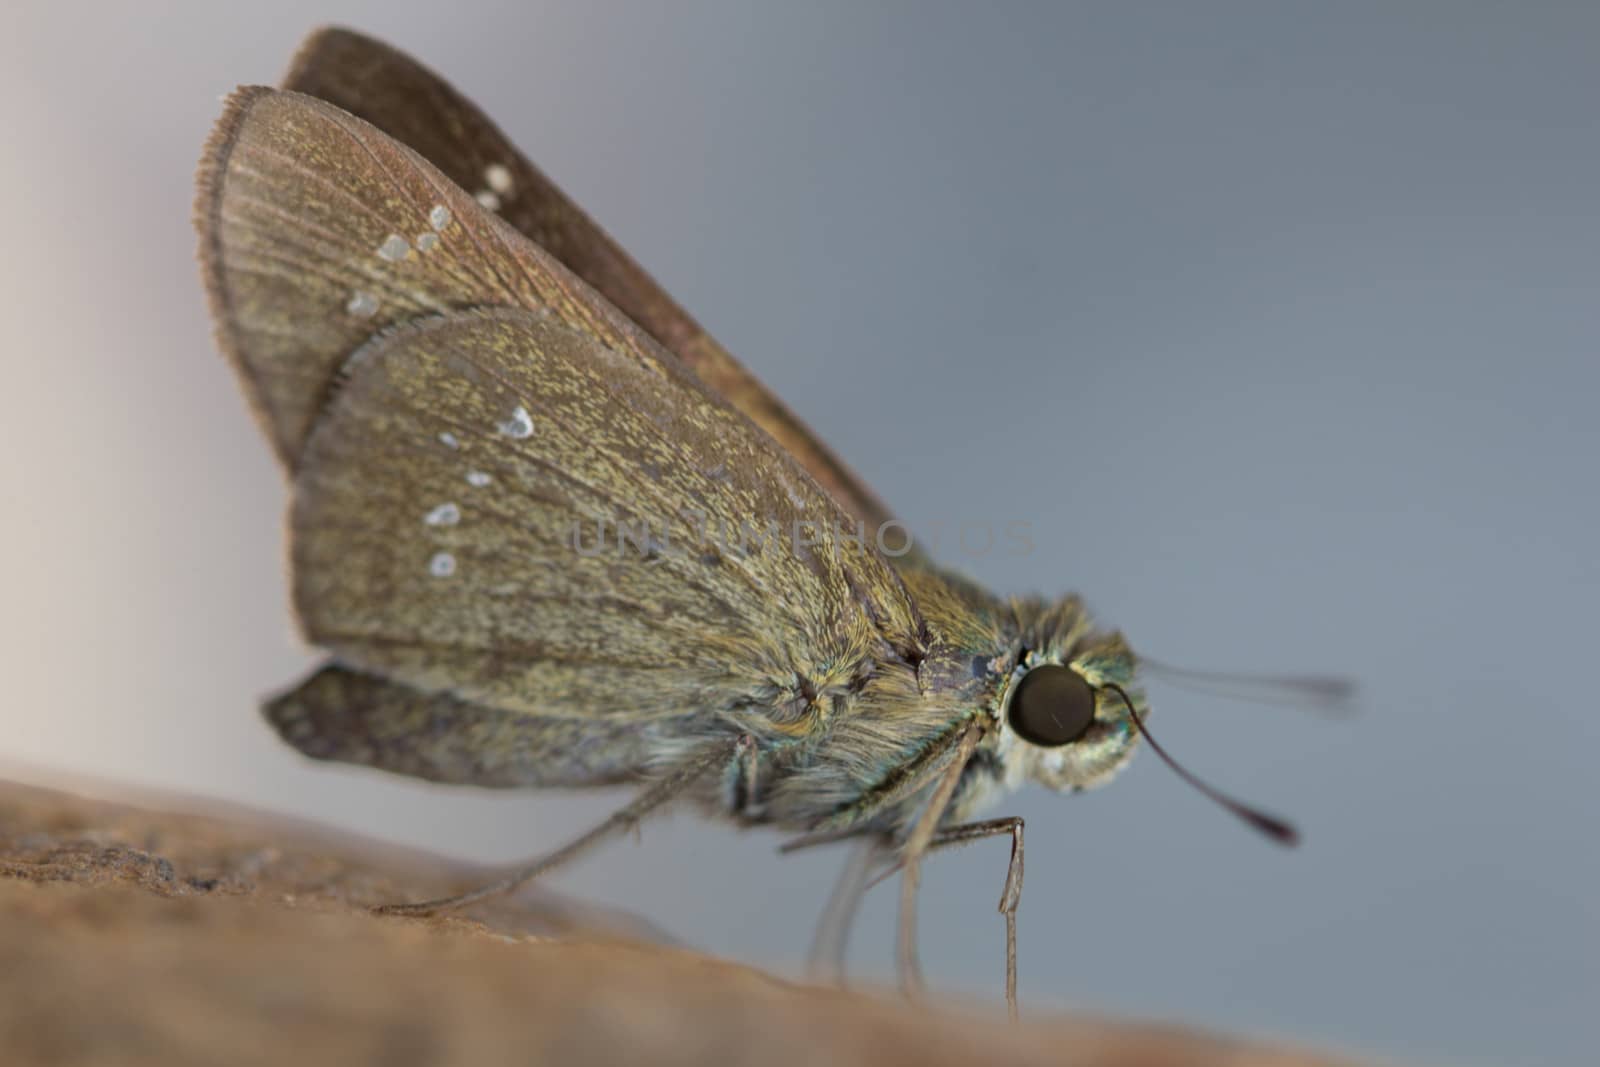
[
  {"xmin": 894, "ymin": 722, "xmax": 985, "ymax": 1005},
  {"xmin": 854, "ymin": 816, "xmax": 1025, "ymax": 1017},
  {"xmin": 375, "ymin": 738, "xmax": 739, "ymax": 917},
  {"xmin": 777, "ymin": 719, "xmax": 985, "ymax": 1000},
  {"xmin": 728, "ymin": 732, "xmax": 766, "ymax": 820},
  {"xmin": 936, "ymin": 817, "xmax": 1026, "ymax": 1020},
  {"xmin": 805, "ymin": 835, "xmax": 890, "ymax": 982},
  {"xmin": 784, "ymin": 813, "xmax": 1025, "ymax": 1017}
]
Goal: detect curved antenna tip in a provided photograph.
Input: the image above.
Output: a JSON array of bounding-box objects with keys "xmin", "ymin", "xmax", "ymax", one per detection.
[{"xmin": 1102, "ymin": 682, "xmax": 1301, "ymax": 848}]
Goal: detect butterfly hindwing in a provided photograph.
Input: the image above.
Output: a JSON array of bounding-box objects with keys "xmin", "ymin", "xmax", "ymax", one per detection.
[{"xmin": 264, "ymin": 664, "xmax": 662, "ymax": 786}]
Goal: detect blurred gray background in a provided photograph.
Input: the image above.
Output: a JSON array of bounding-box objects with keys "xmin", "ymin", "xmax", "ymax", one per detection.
[{"xmin": 4, "ymin": 3, "xmax": 1596, "ymax": 1064}]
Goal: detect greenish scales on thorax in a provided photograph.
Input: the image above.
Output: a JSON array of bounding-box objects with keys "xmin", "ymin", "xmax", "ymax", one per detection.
[{"xmin": 703, "ymin": 563, "xmax": 1146, "ymax": 840}]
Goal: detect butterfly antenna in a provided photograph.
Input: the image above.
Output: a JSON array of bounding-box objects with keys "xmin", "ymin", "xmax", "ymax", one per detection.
[
  {"xmin": 1139, "ymin": 657, "xmax": 1355, "ymax": 716},
  {"xmin": 1139, "ymin": 659, "xmax": 1363, "ymax": 716},
  {"xmin": 1101, "ymin": 682, "xmax": 1299, "ymax": 846}
]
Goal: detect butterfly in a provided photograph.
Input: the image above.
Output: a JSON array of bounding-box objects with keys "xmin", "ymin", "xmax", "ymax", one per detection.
[{"xmin": 196, "ymin": 27, "xmax": 1302, "ymax": 1018}]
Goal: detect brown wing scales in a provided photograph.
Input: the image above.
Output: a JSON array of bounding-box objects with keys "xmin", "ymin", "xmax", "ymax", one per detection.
[
  {"xmin": 281, "ymin": 27, "xmax": 898, "ymax": 531},
  {"xmin": 266, "ymin": 664, "xmax": 661, "ymax": 786},
  {"xmin": 290, "ymin": 306, "xmax": 922, "ymax": 721}
]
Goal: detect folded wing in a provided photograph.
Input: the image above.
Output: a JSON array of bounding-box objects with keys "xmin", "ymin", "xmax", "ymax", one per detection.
[
  {"xmin": 291, "ymin": 307, "xmax": 922, "ymax": 722},
  {"xmin": 277, "ymin": 28, "xmax": 900, "ymax": 536}
]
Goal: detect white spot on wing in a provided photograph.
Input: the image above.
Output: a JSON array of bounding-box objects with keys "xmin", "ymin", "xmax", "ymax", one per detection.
[
  {"xmin": 345, "ymin": 291, "xmax": 378, "ymax": 318},
  {"xmin": 438, "ymin": 432, "xmax": 459, "ymax": 449},
  {"xmin": 497, "ymin": 405, "xmax": 534, "ymax": 439},
  {"xmin": 466, "ymin": 470, "xmax": 492, "ymax": 487},
  {"xmin": 475, "ymin": 189, "xmax": 502, "ymax": 212},
  {"xmin": 415, "ymin": 232, "xmax": 439, "ymax": 253},
  {"xmin": 428, "ymin": 551, "xmax": 456, "ymax": 577},
  {"xmin": 424, "ymin": 503, "xmax": 461, "ymax": 527},
  {"xmin": 377, "ymin": 234, "xmax": 409, "ymax": 262},
  {"xmin": 428, "ymin": 204, "xmax": 452, "ymax": 230},
  {"xmin": 485, "ymin": 164, "xmax": 514, "ymax": 195}
]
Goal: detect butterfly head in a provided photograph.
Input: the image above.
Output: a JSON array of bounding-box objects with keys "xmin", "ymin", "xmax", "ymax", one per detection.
[
  {"xmin": 981, "ymin": 596, "xmax": 1299, "ymax": 844},
  {"xmin": 995, "ymin": 620, "xmax": 1147, "ymax": 794}
]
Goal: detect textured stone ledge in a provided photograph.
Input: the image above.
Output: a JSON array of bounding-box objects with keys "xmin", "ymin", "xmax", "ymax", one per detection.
[{"xmin": 0, "ymin": 778, "xmax": 1367, "ymax": 1066}]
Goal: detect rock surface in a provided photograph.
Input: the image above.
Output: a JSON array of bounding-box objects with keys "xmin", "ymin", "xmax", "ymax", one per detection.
[{"xmin": 0, "ymin": 778, "xmax": 1368, "ymax": 1066}]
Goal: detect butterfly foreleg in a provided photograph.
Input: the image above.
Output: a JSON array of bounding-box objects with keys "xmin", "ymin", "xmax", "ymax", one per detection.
[
  {"xmin": 929, "ymin": 817, "xmax": 1026, "ymax": 1020},
  {"xmin": 789, "ymin": 815, "xmax": 1026, "ymax": 1018},
  {"xmin": 858, "ymin": 816, "xmax": 1026, "ymax": 1018}
]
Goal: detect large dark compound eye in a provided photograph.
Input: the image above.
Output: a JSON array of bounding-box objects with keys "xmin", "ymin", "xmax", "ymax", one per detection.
[{"xmin": 1007, "ymin": 664, "xmax": 1097, "ymax": 747}]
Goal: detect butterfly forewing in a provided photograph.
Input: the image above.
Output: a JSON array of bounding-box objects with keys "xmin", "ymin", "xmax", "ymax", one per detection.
[
  {"xmin": 198, "ymin": 87, "xmax": 664, "ymax": 470},
  {"xmin": 198, "ymin": 84, "xmax": 924, "ymax": 728},
  {"xmin": 280, "ymin": 27, "xmax": 901, "ymax": 535}
]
